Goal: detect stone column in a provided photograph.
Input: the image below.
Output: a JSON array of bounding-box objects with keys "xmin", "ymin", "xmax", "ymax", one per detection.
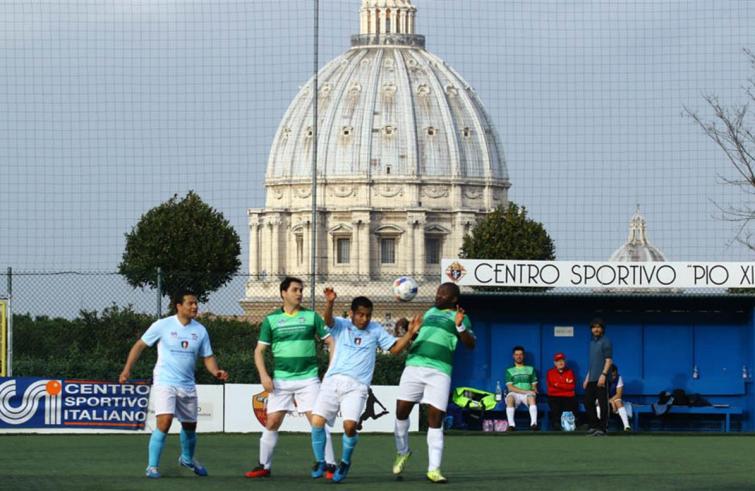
[
  {"xmin": 407, "ymin": 212, "xmax": 427, "ymax": 277},
  {"xmin": 248, "ymin": 213, "xmax": 261, "ymax": 276},
  {"xmin": 268, "ymin": 214, "xmax": 281, "ymax": 276},
  {"xmin": 352, "ymin": 210, "xmax": 371, "ymax": 280}
]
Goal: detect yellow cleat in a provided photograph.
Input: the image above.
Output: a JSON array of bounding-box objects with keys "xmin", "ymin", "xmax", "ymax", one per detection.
[
  {"xmin": 392, "ymin": 451, "xmax": 412, "ymax": 475},
  {"xmin": 426, "ymin": 469, "xmax": 448, "ymax": 484}
]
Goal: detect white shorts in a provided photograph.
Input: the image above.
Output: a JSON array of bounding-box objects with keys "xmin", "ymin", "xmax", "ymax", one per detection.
[
  {"xmin": 397, "ymin": 365, "xmax": 452, "ymax": 412},
  {"xmin": 506, "ymin": 392, "xmax": 536, "ymax": 407},
  {"xmin": 267, "ymin": 377, "xmax": 320, "ymax": 414},
  {"xmin": 152, "ymin": 385, "xmax": 198, "ymax": 423},
  {"xmin": 313, "ymin": 374, "xmax": 369, "ymax": 423}
]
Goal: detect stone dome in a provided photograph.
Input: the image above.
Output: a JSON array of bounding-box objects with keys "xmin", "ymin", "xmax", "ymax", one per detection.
[
  {"xmin": 264, "ymin": 0, "xmax": 510, "ymax": 211},
  {"xmin": 609, "ymin": 207, "xmax": 667, "ymax": 262}
]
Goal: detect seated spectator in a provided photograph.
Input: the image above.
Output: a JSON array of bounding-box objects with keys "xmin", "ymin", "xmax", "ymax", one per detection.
[
  {"xmin": 608, "ymin": 364, "xmax": 631, "ymax": 432},
  {"xmin": 505, "ymin": 345, "xmax": 539, "ymax": 431},
  {"xmin": 546, "ymin": 352, "xmax": 578, "ymax": 430}
]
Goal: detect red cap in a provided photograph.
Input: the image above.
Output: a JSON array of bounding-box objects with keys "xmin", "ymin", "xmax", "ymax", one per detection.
[{"xmin": 553, "ymin": 352, "xmax": 566, "ymax": 361}]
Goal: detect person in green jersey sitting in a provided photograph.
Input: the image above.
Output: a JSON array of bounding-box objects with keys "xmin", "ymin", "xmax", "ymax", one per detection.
[
  {"xmin": 392, "ymin": 282, "xmax": 476, "ymax": 484},
  {"xmin": 245, "ymin": 277, "xmax": 336, "ymax": 479},
  {"xmin": 505, "ymin": 346, "xmax": 540, "ymax": 431}
]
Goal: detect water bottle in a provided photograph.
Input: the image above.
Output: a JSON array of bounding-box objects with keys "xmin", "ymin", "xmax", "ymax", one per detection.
[
  {"xmin": 743, "ymin": 365, "xmax": 748, "ymax": 380},
  {"xmin": 495, "ymin": 381, "xmax": 502, "ymax": 402},
  {"xmin": 692, "ymin": 365, "xmax": 699, "ymax": 380}
]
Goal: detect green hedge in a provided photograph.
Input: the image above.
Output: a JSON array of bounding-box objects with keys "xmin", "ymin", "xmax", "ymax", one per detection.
[{"xmin": 12, "ymin": 306, "xmax": 407, "ymax": 386}]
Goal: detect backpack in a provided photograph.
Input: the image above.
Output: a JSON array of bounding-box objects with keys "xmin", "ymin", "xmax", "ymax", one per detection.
[
  {"xmin": 561, "ymin": 411, "xmax": 576, "ymax": 431},
  {"xmin": 452, "ymin": 387, "xmax": 498, "ymax": 411}
]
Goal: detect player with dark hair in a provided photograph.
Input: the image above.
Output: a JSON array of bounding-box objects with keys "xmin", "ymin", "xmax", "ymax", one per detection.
[
  {"xmin": 505, "ymin": 345, "xmax": 539, "ymax": 431},
  {"xmin": 245, "ymin": 277, "xmax": 336, "ymax": 478},
  {"xmin": 309, "ymin": 288, "xmax": 421, "ymax": 483},
  {"xmin": 583, "ymin": 317, "xmax": 613, "ymax": 436},
  {"xmin": 392, "ymin": 282, "xmax": 475, "ymax": 484},
  {"xmin": 119, "ymin": 289, "xmax": 229, "ymax": 479}
]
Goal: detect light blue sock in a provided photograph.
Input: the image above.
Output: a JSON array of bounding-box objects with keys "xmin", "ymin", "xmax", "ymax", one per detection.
[
  {"xmin": 148, "ymin": 429, "xmax": 167, "ymax": 468},
  {"xmin": 341, "ymin": 433, "xmax": 359, "ymax": 464},
  {"xmin": 179, "ymin": 428, "xmax": 197, "ymax": 463},
  {"xmin": 311, "ymin": 426, "xmax": 326, "ymax": 462}
]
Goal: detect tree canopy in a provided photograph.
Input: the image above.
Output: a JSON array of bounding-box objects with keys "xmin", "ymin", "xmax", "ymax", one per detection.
[{"xmin": 119, "ymin": 191, "xmax": 241, "ymax": 302}]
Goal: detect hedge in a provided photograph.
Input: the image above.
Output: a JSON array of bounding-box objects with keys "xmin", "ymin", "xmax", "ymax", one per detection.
[{"xmin": 11, "ymin": 305, "xmax": 407, "ymax": 386}]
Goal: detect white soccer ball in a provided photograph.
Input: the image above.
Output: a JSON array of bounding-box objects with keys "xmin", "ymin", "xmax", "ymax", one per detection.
[{"xmin": 393, "ymin": 276, "xmax": 418, "ymax": 302}]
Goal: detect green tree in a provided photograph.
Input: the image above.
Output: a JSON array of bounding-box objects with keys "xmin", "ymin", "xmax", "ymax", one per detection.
[
  {"xmin": 119, "ymin": 191, "xmax": 241, "ymax": 302},
  {"xmin": 460, "ymin": 202, "xmax": 555, "ymax": 291}
]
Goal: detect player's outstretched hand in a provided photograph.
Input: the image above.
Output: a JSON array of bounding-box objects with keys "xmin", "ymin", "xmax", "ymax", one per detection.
[
  {"xmin": 323, "ymin": 287, "xmax": 337, "ymax": 303},
  {"xmin": 408, "ymin": 314, "xmax": 423, "ymax": 334},
  {"xmin": 118, "ymin": 370, "xmax": 129, "ymax": 384},
  {"xmin": 455, "ymin": 305, "xmax": 466, "ymax": 326},
  {"xmin": 215, "ymin": 370, "xmax": 229, "ymax": 382}
]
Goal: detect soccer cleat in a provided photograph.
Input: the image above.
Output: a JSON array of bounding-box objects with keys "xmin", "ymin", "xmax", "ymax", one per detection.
[
  {"xmin": 392, "ymin": 450, "xmax": 412, "ymax": 475},
  {"xmin": 591, "ymin": 430, "xmax": 606, "ymax": 437},
  {"xmin": 244, "ymin": 464, "xmax": 271, "ymax": 478},
  {"xmin": 530, "ymin": 423, "xmax": 539, "ymax": 432},
  {"xmin": 145, "ymin": 466, "xmax": 161, "ymax": 479},
  {"xmin": 332, "ymin": 461, "xmax": 351, "ymax": 483},
  {"xmin": 624, "ymin": 426, "xmax": 632, "ymax": 433},
  {"xmin": 426, "ymin": 469, "xmax": 448, "ymax": 484},
  {"xmin": 506, "ymin": 425, "xmax": 516, "ymax": 432},
  {"xmin": 179, "ymin": 456, "xmax": 208, "ymax": 477},
  {"xmin": 324, "ymin": 463, "xmax": 337, "ymax": 480},
  {"xmin": 311, "ymin": 460, "xmax": 326, "ymax": 479},
  {"xmin": 586, "ymin": 428, "xmax": 598, "ymax": 435}
]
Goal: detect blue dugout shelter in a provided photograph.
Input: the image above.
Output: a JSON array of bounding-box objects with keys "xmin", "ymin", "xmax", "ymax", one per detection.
[{"xmin": 452, "ymin": 293, "xmax": 755, "ymax": 431}]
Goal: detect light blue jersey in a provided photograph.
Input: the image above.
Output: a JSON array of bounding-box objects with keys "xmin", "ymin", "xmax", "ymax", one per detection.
[
  {"xmin": 325, "ymin": 317, "xmax": 396, "ymax": 386},
  {"xmin": 141, "ymin": 315, "xmax": 213, "ymax": 388}
]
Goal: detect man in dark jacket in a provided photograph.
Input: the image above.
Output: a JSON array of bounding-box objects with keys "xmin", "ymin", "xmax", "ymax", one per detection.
[{"xmin": 583, "ymin": 318, "xmax": 613, "ymax": 436}]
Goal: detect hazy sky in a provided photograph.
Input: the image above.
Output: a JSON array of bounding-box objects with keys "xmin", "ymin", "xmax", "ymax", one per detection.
[{"xmin": 1, "ymin": 0, "xmax": 754, "ymax": 279}]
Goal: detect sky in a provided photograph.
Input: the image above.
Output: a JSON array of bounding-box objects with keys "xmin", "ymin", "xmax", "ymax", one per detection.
[{"xmin": 0, "ymin": 0, "xmax": 754, "ymax": 313}]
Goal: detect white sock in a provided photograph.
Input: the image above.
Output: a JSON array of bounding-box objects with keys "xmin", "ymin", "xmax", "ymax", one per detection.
[
  {"xmin": 324, "ymin": 424, "xmax": 335, "ymax": 465},
  {"xmin": 260, "ymin": 429, "xmax": 279, "ymax": 469},
  {"xmin": 506, "ymin": 407, "xmax": 516, "ymax": 426},
  {"xmin": 529, "ymin": 404, "xmax": 538, "ymax": 426},
  {"xmin": 595, "ymin": 400, "xmax": 601, "ymax": 420},
  {"xmin": 618, "ymin": 407, "xmax": 630, "ymax": 428},
  {"xmin": 426, "ymin": 427, "xmax": 444, "ymax": 472},
  {"xmin": 394, "ymin": 419, "xmax": 410, "ymax": 455}
]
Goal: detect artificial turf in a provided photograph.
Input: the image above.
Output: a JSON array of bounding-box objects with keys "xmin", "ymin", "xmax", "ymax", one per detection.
[{"xmin": 1, "ymin": 432, "xmax": 754, "ymax": 490}]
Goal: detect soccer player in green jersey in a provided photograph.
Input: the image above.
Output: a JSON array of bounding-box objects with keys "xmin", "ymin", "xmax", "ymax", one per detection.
[
  {"xmin": 244, "ymin": 277, "xmax": 336, "ymax": 479},
  {"xmin": 392, "ymin": 282, "xmax": 475, "ymax": 484},
  {"xmin": 505, "ymin": 345, "xmax": 539, "ymax": 431}
]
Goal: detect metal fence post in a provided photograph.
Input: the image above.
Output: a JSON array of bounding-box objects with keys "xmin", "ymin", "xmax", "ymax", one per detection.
[
  {"xmin": 156, "ymin": 267, "xmax": 162, "ymax": 318},
  {"xmin": 6, "ymin": 266, "xmax": 12, "ymax": 377},
  {"xmin": 310, "ymin": 0, "xmax": 320, "ymax": 310}
]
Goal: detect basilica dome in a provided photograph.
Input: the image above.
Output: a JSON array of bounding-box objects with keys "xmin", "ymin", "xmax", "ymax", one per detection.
[
  {"xmin": 609, "ymin": 208, "xmax": 667, "ymax": 262},
  {"xmin": 264, "ymin": 0, "xmax": 510, "ymax": 212}
]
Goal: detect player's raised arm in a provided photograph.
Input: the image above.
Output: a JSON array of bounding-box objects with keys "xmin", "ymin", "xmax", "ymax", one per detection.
[
  {"xmin": 119, "ymin": 339, "xmax": 148, "ymax": 383},
  {"xmin": 203, "ymin": 355, "xmax": 229, "ymax": 381},
  {"xmin": 389, "ymin": 314, "xmax": 423, "ymax": 354},
  {"xmin": 455, "ymin": 305, "xmax": 476, "ymax": 349},
  {"xmin": 322, "ymin": 287, "xmax": 337, "ymax": 327}
]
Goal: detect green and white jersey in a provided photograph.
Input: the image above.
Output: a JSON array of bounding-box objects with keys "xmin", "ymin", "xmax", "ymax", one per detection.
[
  {"xmin": 258, "ymin": 308, "xmax": 330, "ymax": 381},
  {"xmin": 405, "ymin": 307, "xmax": 472, "ymax": 376},
  {"xmin": 506, "ymin": 365, "xmax": 537, "ymax": 391}
]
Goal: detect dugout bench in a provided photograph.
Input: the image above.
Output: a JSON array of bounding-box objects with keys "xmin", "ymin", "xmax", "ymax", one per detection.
[{"xmin": 630, "ymin": 405, "xmax": 742, "ymax": 433}]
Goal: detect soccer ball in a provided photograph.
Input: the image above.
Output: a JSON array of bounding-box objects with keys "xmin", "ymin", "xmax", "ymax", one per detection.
[{"xmin": 393, "ymin": 276, "xmax": 418, "ymax": 302}]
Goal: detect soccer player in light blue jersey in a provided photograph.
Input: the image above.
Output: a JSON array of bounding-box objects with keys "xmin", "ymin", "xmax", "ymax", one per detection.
[
  {"xmin": 119, "ymin": 289, "xmax": 229, "ymax": 479},
  {"xmin": 309, "ymin": 288, "xmax": 421, "ymax": 483}
]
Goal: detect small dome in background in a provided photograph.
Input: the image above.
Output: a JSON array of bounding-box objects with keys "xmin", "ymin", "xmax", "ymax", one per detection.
[{"xmin": 609, "ymin": 206, "xmax": 667, "ymax": 262}]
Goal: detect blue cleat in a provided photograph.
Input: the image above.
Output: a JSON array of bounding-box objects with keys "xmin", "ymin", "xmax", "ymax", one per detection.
[
  {"xmin": 145, "ymin": 466, "xmax": 161, "ymax": 479},
  {"xmin": 332, "ymin": 461, "xmax": 351, "ymax": 483},
  {"xmin": 178, "ymin": 456, "xmax": 208, "ymax": 476},
  {"xmin": 311, "ymin": 460, "xmax": 326, "ymax": 479}
]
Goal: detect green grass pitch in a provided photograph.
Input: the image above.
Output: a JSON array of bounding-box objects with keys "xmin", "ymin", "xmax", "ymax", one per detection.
[{"xmin": 1, "ymin": 432, "xmax": 754, "ymax": 490}]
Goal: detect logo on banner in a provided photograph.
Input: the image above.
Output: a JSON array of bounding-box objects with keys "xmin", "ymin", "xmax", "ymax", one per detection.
[
  {"xmin": 0, "ymin": 377, "xmax": 150, "ymax": 430},
  {"xmin": 0, "ymin": 379, "xmax": 62, "ymax": 425},
  {"xmin": 252, "ymin": 390, "xmax": 269, "ymax": 427},
  {"xmin": 445, "ymin": 261, "xmax": 467, "ymax": 282}
]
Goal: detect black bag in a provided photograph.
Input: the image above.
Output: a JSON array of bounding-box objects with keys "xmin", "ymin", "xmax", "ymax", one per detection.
[{"xmin": 672, "ymin": 389, "xmax": 690, "ymax": 406}]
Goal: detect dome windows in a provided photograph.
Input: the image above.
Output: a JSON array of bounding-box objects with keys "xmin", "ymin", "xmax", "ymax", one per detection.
[
  {"xmin": 417, "ymin": 84, "xmax": 431, "ymax": 96},
  {"xmin": 426, "ymin": 126, "xmax": 437, "ymax": 136},
  {"xmin": 342, "ymin": 126, "xmax": 353, "ymax": 137},
  {"xmin": 383, "ymin": 125, "xmax": 396, "ymax": 136},
  {"xmin": 462, "ymin": 127, "xmax": 472, "ymax": 138}
]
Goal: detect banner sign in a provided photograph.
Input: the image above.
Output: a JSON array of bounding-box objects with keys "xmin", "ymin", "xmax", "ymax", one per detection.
[
  {"xmin": 0, "ymin": 377, "xmax": 150, "ymax": 430},
  {"xmin": 442, "ymin": 259, "xmax": 755, "ymax": 289}
]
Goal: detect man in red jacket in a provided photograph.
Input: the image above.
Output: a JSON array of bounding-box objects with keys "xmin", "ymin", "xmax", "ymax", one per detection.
[{"xmin": 546, "ymin": 353, "xmax": 578, "ymax": 430}]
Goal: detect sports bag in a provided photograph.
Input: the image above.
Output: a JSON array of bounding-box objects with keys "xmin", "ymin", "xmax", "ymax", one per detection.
[{"xmin": 452, "ymin": 387, "xmax": 498, "ymax": 411}]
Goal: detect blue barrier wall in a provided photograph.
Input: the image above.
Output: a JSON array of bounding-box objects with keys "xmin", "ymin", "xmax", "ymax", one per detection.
[{"xmin": 451, "ymin": 293, "xmax": 755, "ymax": 430}]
